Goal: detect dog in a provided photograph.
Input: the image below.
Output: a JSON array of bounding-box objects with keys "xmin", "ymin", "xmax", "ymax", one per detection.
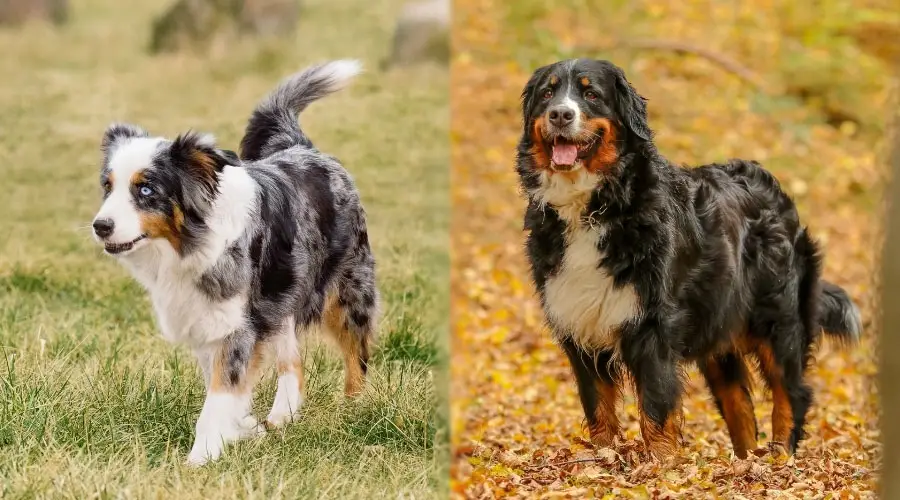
[
  {"xmin": 91, "ymin": 60, "xmax": 379, "ymax": 465},
  {"xmin": 515, "ymin": 59, "xmax": 862, "ymax": 460}
]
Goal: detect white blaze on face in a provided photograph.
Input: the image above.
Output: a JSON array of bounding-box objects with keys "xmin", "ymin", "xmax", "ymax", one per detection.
[
  {"xmin": 548, "ymin": 66, "xmax": 584, "ymax": 169},
  {"xmin": 560, "ymin": 74, "xmax": 582, "ymax": 132},
  {"xmin": 93, "ymin": 137, "xmax": 163, "ymax": 245}
]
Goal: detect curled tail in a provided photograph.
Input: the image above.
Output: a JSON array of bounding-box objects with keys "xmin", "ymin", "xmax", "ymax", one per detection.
[
  {"xmin": 819, "ymin": 280, "xmax": 862, "ymax": 344},
  {"xmin": 240, "ymin": 59, "xmax": 362, "ymax": 161}
]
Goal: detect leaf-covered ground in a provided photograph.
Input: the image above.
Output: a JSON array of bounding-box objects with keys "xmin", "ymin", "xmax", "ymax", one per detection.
[{"xmin": 450, "ymin": 1, "xmax": 895, "ymax": 497}]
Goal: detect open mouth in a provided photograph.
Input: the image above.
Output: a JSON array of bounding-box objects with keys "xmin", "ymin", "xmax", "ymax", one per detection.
[
  {"xmin": 104, "ymin": 234, "xmax": 147, "ymax": 255},
  {"xmin": 546, "ymin": 135, "xmax": 602, "ymax": 172}
]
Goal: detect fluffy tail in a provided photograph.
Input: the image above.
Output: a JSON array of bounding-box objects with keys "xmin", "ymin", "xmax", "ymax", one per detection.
[
  {"xmin": 819, "ymin": 280, "xmax": 862, "ymax": 343},
  {"xmin": 239, "ymin": 59, "xmax": 362, "ymax": 161}
]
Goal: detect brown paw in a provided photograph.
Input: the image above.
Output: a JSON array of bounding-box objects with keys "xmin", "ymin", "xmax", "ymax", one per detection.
[
  {"xmin": 768, "ymin": 441, "xmax": 790, "ymax": 459},
  {"xmin": 588, "ymin": 425, "xmax": 620, "ymax": 449}
]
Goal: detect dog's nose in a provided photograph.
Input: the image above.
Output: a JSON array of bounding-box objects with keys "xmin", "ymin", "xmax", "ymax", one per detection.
[
  {"xmin": 92, "ymin": 218, "xmax": 115, "ymax": 239},
  {"xmin": 548, "ymin": 106, "xmax": 576, "ymax": 128}
]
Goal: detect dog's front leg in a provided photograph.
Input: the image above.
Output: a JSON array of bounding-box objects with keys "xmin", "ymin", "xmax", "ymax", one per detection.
[
  {"xmin": 193, "ymin": 345, "xmax": 216, "ymax": 389},
  {"xmin": 621, "ymin": 317, "xmax": 684, "ymax": 460},
  {"xmin": 186, "ymin": 331, "xmax": 267, "ymax": 466},
  {"xmin": 266, "ymin": 316, "xmax": 305, "ymax": 428},
  {"xmin": 559, "ymin": 337, "xmax": 621, "ymax": 447}
]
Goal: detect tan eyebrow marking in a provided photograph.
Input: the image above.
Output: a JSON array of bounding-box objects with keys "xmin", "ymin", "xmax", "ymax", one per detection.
[
  {"xmin": 130, "ymin": 170, "xmax": 147, "ymax": 187},
  {"xmin": 580, "ymin": 77, "xmax": 590, "ymax": 86},
  {"xmin": 549, "ymin": 75, "xmax": 559, "ymax": 85}
]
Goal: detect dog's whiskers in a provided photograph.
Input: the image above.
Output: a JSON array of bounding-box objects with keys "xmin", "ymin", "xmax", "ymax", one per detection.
[{"xmin": 584, "ymin": 129, "xmax": 604, "ymax": 141}]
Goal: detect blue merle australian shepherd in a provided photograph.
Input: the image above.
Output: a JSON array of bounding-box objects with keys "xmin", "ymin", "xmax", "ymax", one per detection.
[
  {"xmin": 516, "ymin": 59, "xmax": 862, "ymax": 460},
  {"xmin": 91, "ymin": 60, "xmax": 378, "ymax": 465}
]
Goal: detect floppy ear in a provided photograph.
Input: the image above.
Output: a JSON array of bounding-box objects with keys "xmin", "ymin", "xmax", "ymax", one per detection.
[
  {"xmin": 101, "ymin": 123, "xmax": 148, "ymax": 164},
  {"xmin": 169, "ymin": 131, "xmax": 233, "ymax": 199},
  {"xmin": 521, "ymin": 64, "xmax": 552, "ymax": 125},
  {"xmin": 612, "ymin": 67, "xmax": 652, "ymax": 142}
]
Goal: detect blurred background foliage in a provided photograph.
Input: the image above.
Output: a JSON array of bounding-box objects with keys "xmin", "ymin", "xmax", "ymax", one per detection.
[{"xmin": 502, "ymin": 0, "xmax": 897, "ymax": 138}]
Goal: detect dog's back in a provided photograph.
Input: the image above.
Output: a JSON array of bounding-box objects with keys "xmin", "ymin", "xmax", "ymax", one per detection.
[
  {"xmin": 232, "ymin": 60, "xmax": 380, "ymax": 357},
  {"xmin": 673, "ymin": 158, "xmax": 860, "ymax": 346},
  {"xmin": 239, "ymin": 60, "xmax": 380, "ymax": 398}
]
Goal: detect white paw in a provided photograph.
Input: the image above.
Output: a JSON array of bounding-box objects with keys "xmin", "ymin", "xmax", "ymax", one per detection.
[
  {"xmin": 185, "ymin": 436, "xmax": 224, "ymax": 466},
  {"xmin": 240, "ymin": 415, "xmax": 268, "ymax": 436},
  {"xmin": 185, "ymin": 418, "xmax": 264, "ymax": 466},
  {"xmin": 185, "ymin": 391, "xmax": 264, "ymax": 465},
  {"xmin": 266, "ymin": 406, "xmax": 302, "ymax": 429},
  {"xmin": 266, "ymin": 372, "xmax": 303, "ymax": 428}
]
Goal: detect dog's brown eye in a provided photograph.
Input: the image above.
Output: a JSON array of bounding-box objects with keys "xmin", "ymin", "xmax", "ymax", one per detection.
[
  {"xmin": 102, "ymin": 181, "xmax": 111, "ymax": 192},
  {"xmin": 542, "ymin": 89, "xmax": 553, "ymax": 100},
  {"xmin": 584, "ymin": 90, "xmax": 598, "ymax": 101}
]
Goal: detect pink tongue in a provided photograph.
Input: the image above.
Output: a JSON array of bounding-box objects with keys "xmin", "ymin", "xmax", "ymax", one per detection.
[{"xmin": 551, "ymin": 144, "xmax": 578, "ymax": 166}]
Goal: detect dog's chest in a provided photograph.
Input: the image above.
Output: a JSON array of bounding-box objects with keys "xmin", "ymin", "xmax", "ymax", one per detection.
[
  {"xmin": 535, "ymin": 171, "xmax": 640, "ymax": 350},
  {"xmin": 543, "ymin": 226, "xmax": 640, "ymax": 350},
  {"xmin": 149, "ymin": 279, "xmax": 246, "ymax": 346},
  {"xmin": 127, "ymin": 253, "xmax": 247, "ymax": 346}
]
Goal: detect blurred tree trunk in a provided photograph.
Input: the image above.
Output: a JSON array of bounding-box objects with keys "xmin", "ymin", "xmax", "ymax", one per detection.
[
  {"xmin": 880, "ymin": 80, "xmax": 899, "ymax": 498},
  {"xmin": 0, "ymin": 0, "xmax": 67, "ymax": 26},
  {"xmin": 150, "ymin": 0, "xmax": 299, "ymax": 54},
  {"xmin": 382, "ymin": 0, "xmax": 449, "ymax": 69}
]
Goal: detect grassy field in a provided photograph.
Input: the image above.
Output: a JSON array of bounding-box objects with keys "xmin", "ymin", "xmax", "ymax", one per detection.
[{"xmin": 0, "ymin": 0, "xmax": 448, "ymax": 498}]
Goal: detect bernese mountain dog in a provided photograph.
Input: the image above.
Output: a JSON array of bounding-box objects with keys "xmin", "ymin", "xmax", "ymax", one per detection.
[{"xmin": 515, "ymin": 58, "xmax": 861, "ymax": 460}]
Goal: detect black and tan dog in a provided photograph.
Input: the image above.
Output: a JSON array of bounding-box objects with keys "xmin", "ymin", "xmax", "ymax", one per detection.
[{"xmin": 515, "ymin": 58, "xmax": 861, "ymax": 459}]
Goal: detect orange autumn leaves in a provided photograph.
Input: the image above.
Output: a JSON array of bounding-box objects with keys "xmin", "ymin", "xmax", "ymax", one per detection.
[{"xmin": 450, "ymin": 0, "xmax": 886, "ymax": 498}]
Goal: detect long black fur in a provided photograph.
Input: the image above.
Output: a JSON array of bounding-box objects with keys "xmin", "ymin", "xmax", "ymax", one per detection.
[{"xmin": 516, "ymin": 59, "xmax": 862, "ymax": 456}]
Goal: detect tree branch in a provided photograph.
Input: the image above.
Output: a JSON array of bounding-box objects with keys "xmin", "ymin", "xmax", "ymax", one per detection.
[{"xmin": 584, "ymin": 38, "xmax": 773, "ymax": 93}]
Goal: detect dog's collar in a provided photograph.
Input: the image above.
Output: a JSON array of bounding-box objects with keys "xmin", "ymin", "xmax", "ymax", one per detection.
[{"xmin": 579, "ymin": 204, "xmax": 608, "ymax": 231}]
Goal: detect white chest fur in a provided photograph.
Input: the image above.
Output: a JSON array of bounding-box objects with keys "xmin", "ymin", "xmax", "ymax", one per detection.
[
  {"xmin": 535, "ymin": 170, "xmax": 641, "ymax": 351},
  {"xmin": 123, "ymin": 243, "xmax": 248, "ymax": 347},
  {"xmin": 543, "ymin": 226, "xmax": 640, "ymax": 350},
  {"xmin": 149, "ymin": 270, "xmax": 246, "ymax": 346}
]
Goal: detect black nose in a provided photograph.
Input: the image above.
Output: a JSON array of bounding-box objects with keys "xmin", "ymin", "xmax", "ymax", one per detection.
[
  {"xmin": 548, "ymin": 106, "xmax": 576, "ymax": 128},
  {"xmin": 92, "ymin": 218, "xmax": 114, "ymax": 238}
]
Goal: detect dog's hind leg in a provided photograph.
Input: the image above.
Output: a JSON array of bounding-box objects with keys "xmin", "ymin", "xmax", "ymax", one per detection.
[
  {"xmin": 187, "ymin": 330, "xmax": 268, "ymax": 466},
  {"xmin": 753, "ymin": 335, "xmax": 813, "ymax": 456},
  {"xmin": 700, "ymin": 352, "xmax": 758, "ymax": 458},
  {"xmin": 559, "ymin": 337, "xmax": 622, "ymax": 448},
  {"xmin": 322, "ymin": 282, "xmax": 378, "ymax": 397},
  {"xmin": 265, "ymin": 316, "xmax": 305, "ymax": 429}
]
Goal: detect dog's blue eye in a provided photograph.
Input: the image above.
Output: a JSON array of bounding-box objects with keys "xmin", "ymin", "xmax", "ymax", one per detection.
[{"xmin": 139, "ymin": 186, "xmax": 153, "ymax": 196}]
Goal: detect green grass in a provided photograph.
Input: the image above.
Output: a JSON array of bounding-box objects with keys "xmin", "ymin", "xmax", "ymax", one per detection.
[{"xmin": 0, "ymin": 0, "xmax": 448, "ymax": 498}]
